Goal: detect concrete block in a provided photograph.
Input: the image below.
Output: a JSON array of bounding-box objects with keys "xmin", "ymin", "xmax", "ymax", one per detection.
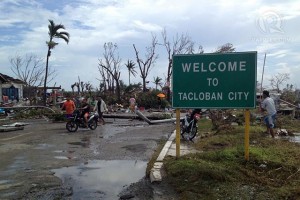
[{"xmin": 150, "ymin": 168, "xmax": 162, "ymax": 183}]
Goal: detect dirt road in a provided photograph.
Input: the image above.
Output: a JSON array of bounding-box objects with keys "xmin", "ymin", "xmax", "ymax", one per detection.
[{"xmin": 0, "ymin": 117, "xmax": 176, "ymax": 200}]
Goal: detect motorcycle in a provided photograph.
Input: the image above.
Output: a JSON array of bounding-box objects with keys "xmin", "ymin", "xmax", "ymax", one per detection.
[
  {"xmin": 180, "ymin": 112, "xmax": 201, "ymax": 140},
  {"xmin": 66, "ymin": 109, "xmax": 99, "ymax": 132}
]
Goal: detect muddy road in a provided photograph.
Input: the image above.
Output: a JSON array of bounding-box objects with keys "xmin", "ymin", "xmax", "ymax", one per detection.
[{"xmin": 0, "ymin": 117, "xmax": 176, "ymax": 200}]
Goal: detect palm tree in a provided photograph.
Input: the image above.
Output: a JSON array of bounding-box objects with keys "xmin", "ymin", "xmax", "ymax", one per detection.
[
  {"xmin": 125, "ymin": 60, "xmax": 137, "ymax": 85},
  {"xmin": 153, "ymin": 76, "xmax": 162, "ymax": 90},
  {"xmin": 43, "ymin": 19, "xmax": 70, "ymax": 105}
]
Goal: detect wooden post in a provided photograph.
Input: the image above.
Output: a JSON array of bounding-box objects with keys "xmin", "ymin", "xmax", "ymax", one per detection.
[
  {"xmin": 176, "ymin": 109, "xmax": 180, "ymax": 158},
  {"xmin": 53, "ymin": 90, "xmax": 57, "ymax": 106},
  {"xmin": 245, "ymin": 109, "xmax": 250, "ymax": 161}
]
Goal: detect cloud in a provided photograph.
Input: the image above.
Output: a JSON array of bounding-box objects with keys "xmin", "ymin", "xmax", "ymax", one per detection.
[
  {"xmin": 0, "ymin": 0, "xmax": 300, "ymax": 91},
  {"xmin": 267, "ymin": 50, "xmax": 288, "ymax": 58},
  {"xmin": 132, "ymin": 20, "xmax": 161, "ymax": 32}
]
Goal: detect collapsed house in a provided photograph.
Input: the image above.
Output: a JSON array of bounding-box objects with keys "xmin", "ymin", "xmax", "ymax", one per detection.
[{"xmin": 0, "ymin": 73, "xmax": 26, "ymax": 104}]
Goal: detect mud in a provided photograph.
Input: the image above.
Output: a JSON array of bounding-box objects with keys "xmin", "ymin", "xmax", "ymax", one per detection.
[{"xmin": 0, "ymin": 117, "xmax": 177, "ymax": 200}]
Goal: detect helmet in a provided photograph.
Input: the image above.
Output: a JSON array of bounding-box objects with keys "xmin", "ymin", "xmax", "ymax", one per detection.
[{"xmin": 194, "ymin": 113, "xmax": 201, "ymax": 120}]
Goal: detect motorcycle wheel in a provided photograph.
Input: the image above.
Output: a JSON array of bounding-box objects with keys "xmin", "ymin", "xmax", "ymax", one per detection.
[
  {"xmin": 180, "ymin": 123, "xmax": 185, "ymax": 135},
  {"xmin": 187, "ymin": 126, "xmax": 198, "ymax": 140},
  {"xmin": 66, "ymin": 121, "xmax": 78, "ymax": 132},
  {"xmin": 88, "ymin": 119, "xmax": 97, "ymax": 130}
]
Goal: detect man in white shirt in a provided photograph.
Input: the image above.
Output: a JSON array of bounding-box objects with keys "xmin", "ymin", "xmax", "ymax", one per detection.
[{"xmin": 261, "ymin": 90, "xmax": 277, "ymax": 138}]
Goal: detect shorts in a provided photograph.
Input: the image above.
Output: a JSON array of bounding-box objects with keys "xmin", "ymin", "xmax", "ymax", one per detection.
[
  {"xmin": 264, "ymin": 114, "xmax": 276, "ymax": 128},
  {"xmin": 81, "ymin": 112, "xmax": 89, "ymax": 119}
]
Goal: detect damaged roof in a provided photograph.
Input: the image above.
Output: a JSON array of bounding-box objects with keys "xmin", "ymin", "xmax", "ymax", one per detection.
[{"xmin": 0, "ymin": 73, "xmax": 26, "ymax": 84}]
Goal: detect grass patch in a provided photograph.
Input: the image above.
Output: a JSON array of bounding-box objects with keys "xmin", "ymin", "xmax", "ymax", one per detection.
[
  {"xmin": 163, "ymin": 117, "xmax": 300, "ymax": 200},
  {"xmin": 197, "ymin": 118, "xmax": 213, "ymax": 133}
]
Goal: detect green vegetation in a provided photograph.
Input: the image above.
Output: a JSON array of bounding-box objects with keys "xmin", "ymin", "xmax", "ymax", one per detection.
[
  {"xmin": 1, "ymin": 107, "xmax": 65, "ymax": 122},
  {"xmin": 9, "ymin": 109, "xmax": 54, "ymax": 120},
  {"xmin": 163, "ymin": 116, "xmax": 300, "ymax": 200}
]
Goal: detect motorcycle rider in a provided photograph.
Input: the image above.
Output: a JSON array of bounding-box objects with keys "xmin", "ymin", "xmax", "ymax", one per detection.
[{"xmin": 80, "ymin": 98, "xmax": 90, "ymax": 127}]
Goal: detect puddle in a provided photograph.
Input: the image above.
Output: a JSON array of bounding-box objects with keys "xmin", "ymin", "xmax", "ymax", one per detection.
[
  {"xmin": 0, "ymin": 179, "xmax": 22, "ymax": 196},
  {"xmin": 283, "ymin": 133, "xmax": 300, "ymax": 143},
  {"xmin": 34, "ymin": 143, "xmax": 53, "ymax": 150},
  {"xmin": 0, "ymin": 179, "xmax": 11, "ymax": 184},
  {"xmin": 99, "ymin": 123, "xmax": 147, "ymax": 139},
  {"xmin": 277, "ymin": 132, "xmax": 300, "ymax": 143},
  {"xmin": 135, "ymin": 125, "xmax": 145, "ymax": 128},
  {"xmin": 68, "ymin": 141, "xmax": 90, "ymax": 148},
  {"xmin": 54, "ymin": 150, "xmax": 76, "ymax": 160},
  {"xmin": 1, "ymin": 156, "xmax": 28, "ymax": 176},
  {"xmin": 101, "ymin": 125, "xmax": 126, "ymax": 139},
  {"xmin": 52, "ymin": 160, "xmax": 147, "ymax": 199},
  {"xmin": 54, "ymin": 155, "xmax": 77, "ymax": 160},
  {"xmin": 68, "ymin": 136, "xmax": 91, "ymax": 148},
  {"xmin": 0, "ymin": 191, "xmax": 17, "ymax": 198},
  {"xmin": 117, "ymin": 124, "xmax": 146, "ymax": 128},
  {"xmin": 122, "ymin": 144, "xmax": 147, "ymax": 153},
  {"xmin": 53, "ymin": 150, "xmax": 64, "ymax": 153}
]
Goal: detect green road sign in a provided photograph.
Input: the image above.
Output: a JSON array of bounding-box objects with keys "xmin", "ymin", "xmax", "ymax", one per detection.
[{"xmin": 172, "ymin": 52, "xmax": 257, "ymax": 108}]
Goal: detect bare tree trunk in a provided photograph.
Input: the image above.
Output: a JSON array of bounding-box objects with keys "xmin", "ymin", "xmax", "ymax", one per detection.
[
  {"xmin": 161, "ymin": 29, "xmax": 199, "ymax": 102},
  {"xmin": 133, "ymin": 35, "xmax": 158, "ymax": 92},
  {"xmin": 98, "ymin": 42, "xmax": 122, "ymax": 101}
]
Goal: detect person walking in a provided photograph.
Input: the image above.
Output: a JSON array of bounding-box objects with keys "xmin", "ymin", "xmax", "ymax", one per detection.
[
  {"xmin": 94, "ymin": 96, "xmax": 108, "ymax": 125},
  {"xmin": 260, "ymin": 90, "xmax": 277, "ymax": 138},
  {"xmin": 61, "ymin": 95, "xmax": 76, "ymax": 119},
  {"xmin": 88, "ymin": 96, "xmax": 97, "ymax": 108},
  {"xmin": 129, "ymin": 97, "xmax": 136, "ymax": 113}
]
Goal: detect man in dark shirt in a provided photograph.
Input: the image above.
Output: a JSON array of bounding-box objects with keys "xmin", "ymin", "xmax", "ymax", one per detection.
[{"xmin": 80, "ymin": 98, "xmax": 90, "ymax": 127}]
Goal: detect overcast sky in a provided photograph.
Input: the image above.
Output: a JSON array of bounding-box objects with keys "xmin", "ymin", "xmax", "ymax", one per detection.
[{"xmin": 1, "ymin": 0, "xmax": 299, "ymax": 91}]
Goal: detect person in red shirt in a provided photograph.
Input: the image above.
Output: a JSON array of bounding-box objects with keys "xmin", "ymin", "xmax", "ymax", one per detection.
[{"xmin": 61, "ymin": 96, "xmax": 76, "ymax": 119}]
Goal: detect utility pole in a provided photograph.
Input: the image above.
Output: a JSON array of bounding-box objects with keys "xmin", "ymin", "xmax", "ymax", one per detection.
[{"xmin": 260, "ymin": 53, "xmax": 267, "ymax": 98}]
